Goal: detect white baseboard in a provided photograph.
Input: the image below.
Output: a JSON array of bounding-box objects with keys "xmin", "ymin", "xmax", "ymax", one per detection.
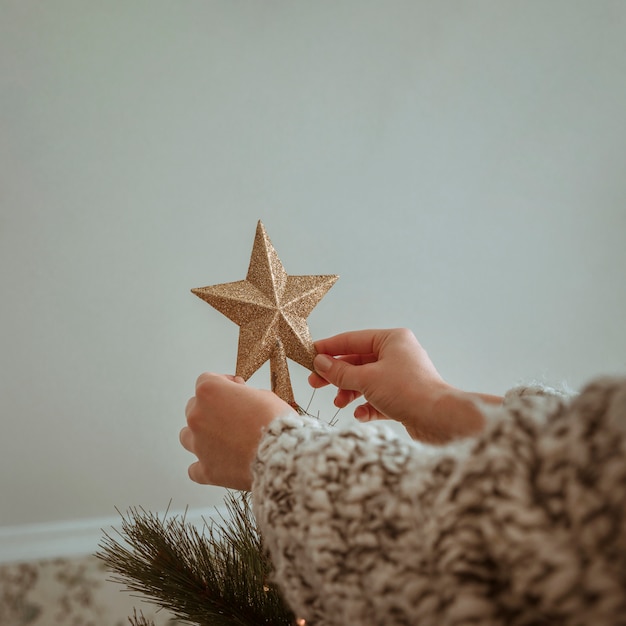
[{"xmin": 0, "ymin": 506, "xmax": 226, "ymax": 565}]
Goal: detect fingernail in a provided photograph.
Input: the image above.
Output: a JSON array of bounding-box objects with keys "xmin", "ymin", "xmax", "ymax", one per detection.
[{"xmin": 314, "ymin": 354, "xmax": 333, "ymax": 373}]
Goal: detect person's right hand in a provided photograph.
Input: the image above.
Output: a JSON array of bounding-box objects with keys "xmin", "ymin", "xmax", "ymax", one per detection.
[{"xmin": 309, "ymin": 328, "xmax": 499, "ymax": 443}]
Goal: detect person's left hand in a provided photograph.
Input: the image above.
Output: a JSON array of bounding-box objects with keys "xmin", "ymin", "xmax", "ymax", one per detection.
[{"xmin": 180, "ymin": 373, "xmax": 291, "ymax": 490}]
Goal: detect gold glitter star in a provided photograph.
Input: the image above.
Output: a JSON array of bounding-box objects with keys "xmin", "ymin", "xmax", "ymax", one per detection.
[{"xmin": 192, "ymin": 221, "xmax": 338, "ymax": 407}]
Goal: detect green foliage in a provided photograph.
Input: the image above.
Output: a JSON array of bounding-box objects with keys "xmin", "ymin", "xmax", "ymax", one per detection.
[
  {"xmin": 127, "ymin": 608, "xmax": 157, "ymax": 626},
  {"xmin": 96, "ymin": 492, "xmax": 296, "ymax": 626}
]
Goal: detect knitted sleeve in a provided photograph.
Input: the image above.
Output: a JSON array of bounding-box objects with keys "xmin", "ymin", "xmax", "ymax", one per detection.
[{"xmin": 251, "ymin": 378, "xmax": 626, "ymax": 626}]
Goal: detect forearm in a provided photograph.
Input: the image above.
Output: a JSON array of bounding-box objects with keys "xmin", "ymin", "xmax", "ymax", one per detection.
[
  {"xmin": 253, "ymin": 379, "xmax": 626, "ymax": 625},
  {"xmin": 252, "ymin": 413, "xmax": 448, "ymax": 624}
]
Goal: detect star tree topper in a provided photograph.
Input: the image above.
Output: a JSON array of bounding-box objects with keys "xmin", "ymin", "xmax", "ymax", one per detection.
[{"xmin": 192, "ymin": 221, "xmax": 338, "ymax": 408}]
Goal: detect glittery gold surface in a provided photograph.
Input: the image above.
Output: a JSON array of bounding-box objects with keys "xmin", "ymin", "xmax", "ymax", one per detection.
[{"xmin": 192, "ymin": 221, "xmax": 338, "ymax": 405}]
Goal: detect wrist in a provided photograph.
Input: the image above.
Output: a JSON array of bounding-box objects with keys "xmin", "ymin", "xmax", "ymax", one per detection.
[{"xmin": 408, "ymin": 387, "xmax": 497, "ymax": 444}]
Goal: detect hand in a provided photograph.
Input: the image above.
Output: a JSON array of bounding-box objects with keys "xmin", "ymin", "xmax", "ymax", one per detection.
[
  {"xmin": 309, "ymin": 328, "xmax": 500, "ymax": 443},
  {"xmin": 180, "ymin": 373, "xmax": 291, "ymax": 490}
]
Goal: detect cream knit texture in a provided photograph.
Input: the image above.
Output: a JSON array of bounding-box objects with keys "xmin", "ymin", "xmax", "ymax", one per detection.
[{"xmin": 252, "ymin": 378, "xmax": 626, "ymax": 626}]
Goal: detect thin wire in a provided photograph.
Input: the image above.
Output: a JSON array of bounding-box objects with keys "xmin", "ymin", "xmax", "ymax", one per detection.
[
  {"xmin": 304, "ymin": 388, "xmax": 316, "ymax": 415},
  {"xmin": 328, "ymin": 406, "xmax": 341, "ymax": 427},
  {"xmin": 300, "ymin": 386, "xmax": 341, "ymax": 426}
]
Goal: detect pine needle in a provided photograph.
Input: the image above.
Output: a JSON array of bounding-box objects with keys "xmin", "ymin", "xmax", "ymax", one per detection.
[
  {"xmin": 128, "ymin": 608, "xmax": 156, "ymax": 626},
  {"xmin": 96, "ymin": 492, "xmax": 296, "ymax": 626}
]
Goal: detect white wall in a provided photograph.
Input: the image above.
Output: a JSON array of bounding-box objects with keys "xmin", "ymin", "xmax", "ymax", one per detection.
[{"xmin": 1, "ymin": 1, "xmax": 625, "ymax": 531}]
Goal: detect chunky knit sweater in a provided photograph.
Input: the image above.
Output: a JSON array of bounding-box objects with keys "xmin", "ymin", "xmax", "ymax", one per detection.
[{"xmin": 251, "ymin": 377, "xmax": 626, "ymax": 626}]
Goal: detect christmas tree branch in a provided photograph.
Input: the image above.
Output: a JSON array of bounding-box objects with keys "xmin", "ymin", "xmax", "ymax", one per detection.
[{"xmin": 96, "ymin": 492, "xmax": 296, "ymax": 626}]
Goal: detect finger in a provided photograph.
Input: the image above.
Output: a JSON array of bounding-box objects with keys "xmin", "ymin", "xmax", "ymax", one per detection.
[
  {"xmin": 314, "ymin": 329, "xmax": 386, "ymax": 358},
  {"xmin": 308, "ymin": 371, "xmax": 330, "ymax": 388},
  {"xmin": 312, "ymin": 354, "xmax": 364, "ymax": 393},
  {"xmin": 329, "ymin": 354, "xmax": 378, "ymax": 366},
  {"xmin": 354, "ymin": 402, "xmax": 386, "ymax": 422},
  {"xmin": 179, "ymin": 426, "xmax": 194, "ymax": 452},
  {"xmin": 195, "ymin": 371, "xmax": 218, "ymax": 391},
  {"xmin": 195, "ymin": 373, "xmax": 244, "ymax": 402},
  {"xmin": 346, "ymin": 353, "xmax": 377, "ymax": 365},
  {"xmin": 220, "ymin": 374, "xmax": 246, "ymax": 384},
  {"xmin": 309, "ymin": 354, "xmax": 375, "ymax": 388},
  {"xmin": 334, "ymin": 388, "xmax": 362, "ymax": 408},
  {"xmin": 188, "ymin": 461, "xmax": 210, "ymax": 485}
]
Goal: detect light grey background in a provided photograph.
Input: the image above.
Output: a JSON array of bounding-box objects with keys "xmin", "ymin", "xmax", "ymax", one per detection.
[{"xmin": 1, "ymin": 1, "xmax": 625, "ymax": 528}]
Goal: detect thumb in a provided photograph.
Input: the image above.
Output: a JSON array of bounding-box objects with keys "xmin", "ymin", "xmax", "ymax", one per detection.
[{"xmin": 313, "ymin": 354, "xmax": 362, "ymax": 392}]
